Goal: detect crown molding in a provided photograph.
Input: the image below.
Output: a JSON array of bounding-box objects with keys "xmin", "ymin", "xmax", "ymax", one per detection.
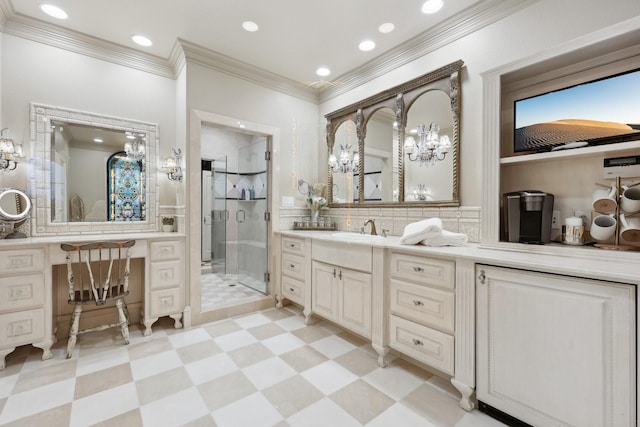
[
  {"xmin": 177, "ymin": 39, "xmax": 319, "ymax": 103},
  {"xmin": 319, "ymin": 0, "xmax": 540, "ymax": 103}
]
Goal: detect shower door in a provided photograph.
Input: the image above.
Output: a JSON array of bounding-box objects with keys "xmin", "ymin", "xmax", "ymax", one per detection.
[
  {"xmin": 211, "ymin": 156, "xmax": 228, "ymax": 273},
  {"xmin": 237, "ymin": 139, "xmax": 268, "ymax": 293}
]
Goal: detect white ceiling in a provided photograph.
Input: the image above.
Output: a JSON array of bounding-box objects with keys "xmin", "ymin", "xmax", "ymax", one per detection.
[{"xmin": 3, "ymin": 0, "xmax": 487, "ymax": 87}]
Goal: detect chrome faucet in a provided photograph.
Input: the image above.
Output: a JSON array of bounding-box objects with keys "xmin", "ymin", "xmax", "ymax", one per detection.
[{"xmin": 364, "ymin": 219, "xmax": 377, "ymax": 236}]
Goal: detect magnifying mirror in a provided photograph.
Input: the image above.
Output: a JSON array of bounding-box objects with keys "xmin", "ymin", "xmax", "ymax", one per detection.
[{"xmin": 0, "ymin": 188, "xmax": 31, "ymax": 238}]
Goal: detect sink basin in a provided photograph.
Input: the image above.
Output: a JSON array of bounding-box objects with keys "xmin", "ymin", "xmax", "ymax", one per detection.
[{"xmin": 331, "ymin": 232, "xmax": 387, "ymax": 243}]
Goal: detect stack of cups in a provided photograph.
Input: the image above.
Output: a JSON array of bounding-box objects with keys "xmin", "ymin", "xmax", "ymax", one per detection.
[
  {"xmin": 562, "ymin": 216, "xmax": 584, "ymax": 245},
  {"xmin": 590, "ymin": 184, "xmax": 618, "ymax": 242},
  {"xmin": 620, "ymin": 187, "xmax": 640, "ymax": 243}
]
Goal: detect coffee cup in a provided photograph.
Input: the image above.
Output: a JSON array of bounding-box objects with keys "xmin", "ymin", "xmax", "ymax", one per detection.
[
  {"xmin": 590, "ymin": 214, "xmax": 617, "ymax": 241},
  {"xmin": 592, "ymin": 185, "xmax": 617, "ymax": 213},
  {"xmin": 620, "ymin": 213, "xmax": 640, "ymax": 242},
  {"xmin": 562, "ymin": 216, "xmax": 584, "ymax": 245},
  {"xmin": 621, "ymin": 187, "xmax": 640, "ymax": 213}
]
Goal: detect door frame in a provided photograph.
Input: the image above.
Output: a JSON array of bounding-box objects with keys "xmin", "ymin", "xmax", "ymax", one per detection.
[{"xmin": 187, "ymin": 110, "xmax": 280, "ymax": 326}]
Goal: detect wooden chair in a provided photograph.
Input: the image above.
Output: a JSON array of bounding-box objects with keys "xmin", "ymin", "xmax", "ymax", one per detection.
[{"xmin": 60, "ymin": 240, "xmax": 136, "ymax": 358}]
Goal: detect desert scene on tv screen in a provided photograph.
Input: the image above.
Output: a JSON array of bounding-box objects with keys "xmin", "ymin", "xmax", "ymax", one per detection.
[{"xmin": 514, "ymin": 70, "xmax": 640, "ymax": 152}]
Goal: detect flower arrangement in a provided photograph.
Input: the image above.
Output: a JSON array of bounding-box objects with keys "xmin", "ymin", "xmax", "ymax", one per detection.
[
  {"xmin": 306, "ymin": 183, "xmax": 327, "ymax": 212},
  {"xmin": 161, "ymin": 216, "xmax": 175, "ymax": 225}
]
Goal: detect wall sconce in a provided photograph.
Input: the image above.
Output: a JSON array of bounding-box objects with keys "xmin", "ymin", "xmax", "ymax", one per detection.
[
  {"xmin": 124, "ymin": 132, "xmax": 145, "ymax": 161},
  {"xmin": 162, "ymin": 148, "xmax": 183, "ymax": 182},
  {"xmin": 0, "ymin": 128, "xmax": 24, "ymax": 172}
]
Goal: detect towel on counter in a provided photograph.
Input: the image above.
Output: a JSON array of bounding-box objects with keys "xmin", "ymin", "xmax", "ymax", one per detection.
[
  {"xmin": 421, "ymin": 229, "xmax": 468, "ymax": 247},
  {"xmin": 399, "ymin": 218, "xmax": 443, "ymax": 244}
]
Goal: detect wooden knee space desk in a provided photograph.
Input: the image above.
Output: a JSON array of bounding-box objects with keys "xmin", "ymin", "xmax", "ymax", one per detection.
[{"xmin": 0, "ymin": 233, "xmax": 186, "ymax": 369}]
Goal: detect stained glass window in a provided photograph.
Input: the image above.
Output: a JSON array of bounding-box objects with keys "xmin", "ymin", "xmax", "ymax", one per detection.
[{"xmin": 107, "ymin": 151, "xmax": 146, "ymax": 221}]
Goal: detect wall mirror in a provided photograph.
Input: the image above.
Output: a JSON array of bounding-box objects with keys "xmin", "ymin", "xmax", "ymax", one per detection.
[
  {"xmin": 30, "ymin": 103, "xmax": 159, "ymax": 236},
  {"xmin": 326, "ymin": 60, "xmax": 462, "ymax": 207},
  {"xmin": 0, "ymin": 188, "xmax": 31, "ymax": 238}
]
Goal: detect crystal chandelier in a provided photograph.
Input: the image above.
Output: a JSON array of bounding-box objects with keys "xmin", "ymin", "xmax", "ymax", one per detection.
[
  {"xmin": 328, "ymin": 144, "xmax": 359, "ymax": 174},
  {"xmin": 0, "ymin": 128, "xmax": 24, "ymax": 172},
  {"xmin": 404, "ymin": 123, "xmax": 451, "ymax": 166},
  {"xmin": 124, "ymin": 133, "xmax": 145, "ymax": 161}
]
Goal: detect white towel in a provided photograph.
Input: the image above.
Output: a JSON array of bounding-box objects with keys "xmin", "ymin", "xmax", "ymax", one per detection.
[
  {"xmin": 421, "ymin": 229, "xmax": 468, "ymax": 247},
  {"xmin": 399, "ymin": 218, "xmax": 443, "ymax": 245}
]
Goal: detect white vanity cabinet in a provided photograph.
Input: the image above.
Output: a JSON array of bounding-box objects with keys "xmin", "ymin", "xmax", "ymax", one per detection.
[
  {"xmin": 144, "ymin": 238, "xmax": 185, "ymax": 336},
  {"xmin": 310, "ymin": 240, "xmax": 373, "ymax": 339},
  {"xmin": 279, "ymin": 235, "xmax": 308, "ymax": 306},
  {"xmin": 0, "ymin": 246, "xmax": 53, "ymax": 369},
  {"xmin": 476, "ymin": 264, "xmax": 636, "ymax": 427},
  {"xmin": 388, "ymin": 252, "xmax": 455, "ymax": 375}
]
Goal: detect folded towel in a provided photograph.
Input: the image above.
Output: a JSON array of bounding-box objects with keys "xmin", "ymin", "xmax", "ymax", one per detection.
[
  {"xmin": 421, "ymin": 229, "xmax": 468, "ymax": 247},
  {"xmin": 399, "ymin": 218, "xmax": 443, "ymax": 245}
]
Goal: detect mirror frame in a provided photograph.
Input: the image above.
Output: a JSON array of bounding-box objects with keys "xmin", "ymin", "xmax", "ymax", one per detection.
[
  {"xmin": 29, "ymin": 103, "xmax": 160, "ymax": 236},
  {"xmin": 326, "ymin": 60, "xmax": 463, "ymax": 207}
]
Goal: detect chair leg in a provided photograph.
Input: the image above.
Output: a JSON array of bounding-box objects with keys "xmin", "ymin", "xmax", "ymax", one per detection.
[
  {"xmin": 116, "ymin": 299, "xmax": 130, "ymax": 345},
  {"xmin": 67, "ymin": 304, "xmax": 82, "ymax": 358}
]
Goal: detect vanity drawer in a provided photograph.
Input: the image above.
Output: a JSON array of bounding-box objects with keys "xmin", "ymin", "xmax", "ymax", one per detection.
[
  {"xmin": 0, "ymin": 308, "xmax": 45, "ymax": 347},
  {"xmin": 282, "ymin": 236, "xmax": 305, "ymax": 255},
  {"xmin": 389, "ymin": 253, "xmax": 454, "ymax": 289},
  {"xmin": 281, "ymin": 275, "xmax": 304, "ymax": 305},
  {"xmin": 0, "ymin": 274, "xmax": 45, "ymax": 312},
  {"xmin": 150, "ymin": 260, "xmax": 184, "ymax": 290},
  {"xmin": 149, "ymin": 288, "xmax": 184, "ymax": 317},
  {"xmin": 150, "ymin": 240, "xmax": 184, "ymax": 261},
  {"xmin": 390, "ymin": 279, "xmax": 454, "ymax": 333},
  {"xmin": 389, "ymin": 314, "xmax": 454, "ymax": 375},
  {"xmin": 281, "ymin": 252, "xmax": 306, "ymax": 281},
  {"xmin": 0, "ymin": 249, "xmax": 45, "ymax": 275}
]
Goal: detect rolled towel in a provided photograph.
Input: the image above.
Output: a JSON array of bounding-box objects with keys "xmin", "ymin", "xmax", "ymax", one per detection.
[
  {"xmin": 421, "ymin": 229, "xmax": 468, "ymax": 247},
  {"xmin": 399, "ymin": 218, "xmax": 443, "ymax": 245}
]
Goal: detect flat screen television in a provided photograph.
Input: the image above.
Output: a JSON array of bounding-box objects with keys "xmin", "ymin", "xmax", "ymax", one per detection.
[{"xmin": 514, "ymin": 68, "xmax": 640, "ymax": 153}]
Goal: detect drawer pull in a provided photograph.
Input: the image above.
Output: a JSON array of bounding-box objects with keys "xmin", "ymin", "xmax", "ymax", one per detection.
[
  {"xmin": 413, "ymin": 266, "xmax": 424, "ymax": 272},
  {"xmin": 412, "ymin": 338, "xmax": 424, "ymax": 346},
  {"xmin": 289, "ymin": 243, "xmax": 296, "ymax": 248},
  {"xmin": 289, "ymin": 264, "xmax": 295, "ymax": 268},
  {"xmin": 413, "ymin": 300, "xmax": 424, "ymax": 307},
  {"xmin": 289, "ymin": 287, "xmax": 295, "ymax": 292}
]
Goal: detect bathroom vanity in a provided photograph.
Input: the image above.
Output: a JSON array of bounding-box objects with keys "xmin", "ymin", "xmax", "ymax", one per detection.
[{"xmin": 274, "ymin": 230, "xmax": 638, "ymax": 426}]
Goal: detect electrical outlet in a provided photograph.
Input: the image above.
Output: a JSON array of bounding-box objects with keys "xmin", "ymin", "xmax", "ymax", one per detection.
[
  {"xmin": 575, "ymin": 210, "xmax": 591, "ymax": 230},
  {"xmin": 552, "ymin": 210, "xmax": 561, "ymax": 229}
]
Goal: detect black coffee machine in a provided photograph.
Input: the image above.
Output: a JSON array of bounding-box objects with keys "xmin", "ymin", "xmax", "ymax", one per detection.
[{"xmin": 503, "ymin": 190, "xmax": 554, "ymax": 244}]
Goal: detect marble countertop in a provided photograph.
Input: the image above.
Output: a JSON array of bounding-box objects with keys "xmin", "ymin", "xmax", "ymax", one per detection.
[{"xmin": 277, "ymin": 230, "xmax": 640, "ymax": 285}]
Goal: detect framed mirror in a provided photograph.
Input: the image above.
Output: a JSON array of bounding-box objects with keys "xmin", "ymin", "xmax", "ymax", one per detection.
[
  {"xmin": 0, "ymin": 188, "xmax": 31, "ymax": 238},
  {"xmin": 326, "ymin": 60, "xmax": 462, "ymax": 207},
  {"xmin": 30, "ymin": 103, "xmax": 159, "ymax": 236}
]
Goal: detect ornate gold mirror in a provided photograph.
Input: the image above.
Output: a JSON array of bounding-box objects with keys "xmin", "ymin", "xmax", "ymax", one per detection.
[{"xmin": 326, "ymin": 60, "xmax": 462, "ymax": 207}]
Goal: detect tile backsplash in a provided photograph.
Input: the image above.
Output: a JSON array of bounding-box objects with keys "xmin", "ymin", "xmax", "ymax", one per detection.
[{"xmin": 278, "ymin": 206, "xmax": 481, "ymax": 243}]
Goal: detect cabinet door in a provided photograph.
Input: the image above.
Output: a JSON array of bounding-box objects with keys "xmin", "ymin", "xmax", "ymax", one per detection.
[
  {"xmin": 311, "ymin": 261, "xmax": 338, "ymax": 322},
  {"xmin": 339, "ymin": 268, "xmax": 372, "ymax": 339},
  {"xmin": 476, "ymin": 265, "xmax": 635, "ymax": 427}
]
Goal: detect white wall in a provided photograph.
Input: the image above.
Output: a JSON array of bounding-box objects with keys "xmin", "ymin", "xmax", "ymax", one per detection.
[{"xmin": 319, "ymin": 0, "xmax": 640, "ymax": 207}]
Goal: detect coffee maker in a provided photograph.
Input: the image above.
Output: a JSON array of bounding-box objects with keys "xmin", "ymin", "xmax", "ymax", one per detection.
[{"xmin": 503, "ymin": 190, "xmax": 554, "ymax": 244}]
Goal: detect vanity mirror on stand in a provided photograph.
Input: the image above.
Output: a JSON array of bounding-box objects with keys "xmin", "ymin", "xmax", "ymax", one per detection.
[
  {"xmin": 29, "ymin": 103, "xmax": 160, "ymax": 236},
  {"xmin": 326, "ymin": 60, "xmax": 463, "ymax": 207},
  {"xmin": 0, "ymin": 188, "xmax": 31, "ymax": 238}
]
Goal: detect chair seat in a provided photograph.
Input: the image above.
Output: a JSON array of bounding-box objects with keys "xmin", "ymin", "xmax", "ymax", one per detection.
[{"xmin": 69, "ymin": 286, "xmax": 129, "ymax": 305}]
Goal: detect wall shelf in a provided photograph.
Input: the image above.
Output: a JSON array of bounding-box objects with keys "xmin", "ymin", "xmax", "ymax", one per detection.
[{"xmin": 500, "ymin": 140, "xmax": 640, "ymax": 166}]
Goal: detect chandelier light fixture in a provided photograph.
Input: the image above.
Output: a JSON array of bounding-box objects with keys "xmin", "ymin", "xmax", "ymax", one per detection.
[
  {"xmin": 404, "ymin": 123, "xmax": 451, "ymax": 166},
  {"xmin": 161, "ymin": 148, "xmax": 183, "ymax": 182},
  {"xmin": 124, "ymin": 133, "xmax": 146, "ymax": 161},
  {"xmin": 328, "ymin": 144, "xmax": 359, "ymax": 174},
  {"xmin": 0, "ymin": 128, "xmax": 24, "ymax": 172}
]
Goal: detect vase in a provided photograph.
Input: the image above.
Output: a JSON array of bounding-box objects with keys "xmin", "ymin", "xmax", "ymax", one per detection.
[{"xmin": 311, "ymin": 210, "xmax": 319, "ymax": 223}]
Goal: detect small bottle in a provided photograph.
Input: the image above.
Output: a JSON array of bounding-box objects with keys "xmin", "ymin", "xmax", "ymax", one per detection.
[
  {"xmin": 241, "ymin": 188, "xmax": 246, "ymax": 200},
  {"xmin": 250, "ymin": 185, "xmax": 255, "ymax": 200}
]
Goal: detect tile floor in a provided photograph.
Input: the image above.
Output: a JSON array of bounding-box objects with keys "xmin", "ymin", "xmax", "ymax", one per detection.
[{"xmin": 0, "ymin": 306, "xmax": 506, "ymax": 427}]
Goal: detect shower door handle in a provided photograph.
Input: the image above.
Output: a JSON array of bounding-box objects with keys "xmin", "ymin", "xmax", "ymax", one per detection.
[
  {"xmin": 236, "ymin": 210, "xmax": 246, "ymax": 223},
  {"xmin": 223, "ymin": 210, "xmax": 229, "ymax": 221}
]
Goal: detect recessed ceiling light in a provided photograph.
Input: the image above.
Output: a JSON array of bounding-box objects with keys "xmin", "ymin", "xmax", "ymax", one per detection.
[
  {"xmin": 316, "ymin": 67, "xmax": 331, "ymax": 77},
  {"xmin": 378, "ymin": 23, "xmax": 395, "ymax": 34},
  {"xmin": 422, "ymin": 0, "xmax": 443, "ymax": 14},
  {"xmin": 39, "ymin": 4, "xmax": 68, "ymax": 19},
  {"xmin": 242, "ymin": 21, "xmax": 259, "ymax": 32},
  {"xmin": 359, "ymin": 40, "xmax": 376, "ymax": 52},
  {"xmin": 131, "ymin": 35, "xmax": 153, "ymax": 47}
]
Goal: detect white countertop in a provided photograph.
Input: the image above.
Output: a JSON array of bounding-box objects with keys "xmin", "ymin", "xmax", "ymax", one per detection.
[
  {"xmin": 0, "ymin": 232, "xmax": 185, "ymax": 247},
  {"xmin": 278, "ymin": 230, "xmax": 640, "ymax": 285}
]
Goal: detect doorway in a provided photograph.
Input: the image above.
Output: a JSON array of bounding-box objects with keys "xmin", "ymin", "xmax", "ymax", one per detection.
[{"xmin": 200, "ymin": 125, "xmax": 269, "ymax": 311}]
